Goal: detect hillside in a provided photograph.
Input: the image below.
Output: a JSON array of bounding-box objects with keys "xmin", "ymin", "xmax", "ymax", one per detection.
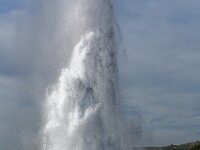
[{"xmin": 144, "ymin": 141, "xmax": 200, "ymax": 150}]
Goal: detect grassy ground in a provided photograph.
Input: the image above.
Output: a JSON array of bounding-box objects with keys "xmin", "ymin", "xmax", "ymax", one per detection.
[{"xmin": 143, "ymin": 141, "xmax": 200, "ymax": 150}]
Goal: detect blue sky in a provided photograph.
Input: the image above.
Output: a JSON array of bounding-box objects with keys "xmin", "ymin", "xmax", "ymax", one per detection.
[
  {"xmin": 116, "ymin": 0, "xmax": 200, "ymax": 146},
  {"xmin": 0, "ymin": 0, "xmax": 200, "ymax": 149}
]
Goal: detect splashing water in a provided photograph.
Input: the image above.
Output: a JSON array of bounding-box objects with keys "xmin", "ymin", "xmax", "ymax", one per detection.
[{"xmin": 42, "ymin": 0, "xmax": 140, "ymax": 150}]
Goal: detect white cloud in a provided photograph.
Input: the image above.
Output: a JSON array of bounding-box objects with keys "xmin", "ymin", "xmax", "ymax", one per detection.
[{"xmin": 117, "ymin": 0, "xmax": 200, "ymax": 146}]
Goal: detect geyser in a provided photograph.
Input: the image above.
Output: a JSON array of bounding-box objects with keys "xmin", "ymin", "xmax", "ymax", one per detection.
[{"xmin": 41, "ymin": 0, "xmax": 140, "ymax": 149}]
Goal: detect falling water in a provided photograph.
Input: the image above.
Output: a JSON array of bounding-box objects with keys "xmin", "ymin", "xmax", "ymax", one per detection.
[{"xmin": 42, "ymin": 0, "xmax": 140, "ymax": 149}]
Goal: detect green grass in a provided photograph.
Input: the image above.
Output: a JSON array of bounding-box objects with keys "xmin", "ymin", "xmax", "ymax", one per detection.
[{"xmin": 144, "ymin": 141, "xmax": 200, "ymax": 150}]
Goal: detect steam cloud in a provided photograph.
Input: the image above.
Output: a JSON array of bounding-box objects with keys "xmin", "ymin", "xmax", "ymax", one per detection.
[{"xmin": 19, "ymin": 0, "xmax": 142, "ymax": 149}]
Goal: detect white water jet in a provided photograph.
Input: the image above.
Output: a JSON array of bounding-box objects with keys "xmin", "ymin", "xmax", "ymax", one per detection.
[{"xmin": 41, "ymin": 0, "xmax": 141, "ymax": 149}]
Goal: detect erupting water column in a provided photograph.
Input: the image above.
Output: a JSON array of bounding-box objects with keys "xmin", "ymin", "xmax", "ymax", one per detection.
[{"xmin": 42, "ymin": 0, "xmax": 134, "ymax": 149}]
